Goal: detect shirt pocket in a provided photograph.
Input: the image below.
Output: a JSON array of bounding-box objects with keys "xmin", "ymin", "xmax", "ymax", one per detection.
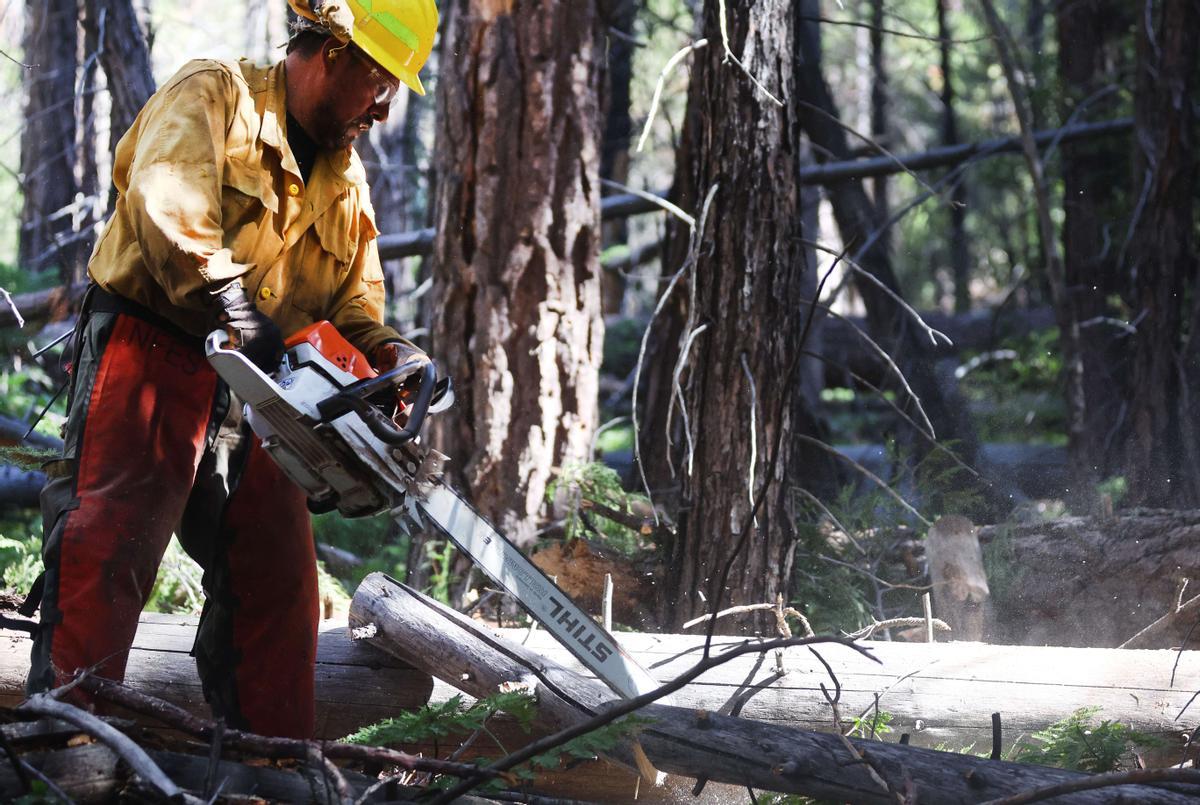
[{"xmin": 221, "ymin": 155, "xmax": 283, "ymax": 267}]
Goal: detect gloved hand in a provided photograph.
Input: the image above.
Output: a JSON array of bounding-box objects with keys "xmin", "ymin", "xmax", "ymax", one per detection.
[
  {"xmin": 373, "ymin": 340, "xmax": 429, "ymax": 377},
  {"xmin": 214, "ymin": 282, "xmax": 285, "ymax": 374}
]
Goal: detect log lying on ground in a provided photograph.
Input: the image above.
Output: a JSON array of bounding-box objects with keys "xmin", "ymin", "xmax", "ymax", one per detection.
[
  {"xmin": 0, "ymin": 612, "xmax": 433, "ymax": 740},
  {"xmin": 349, "ymin": 572, "xmax": 1200, "ymax": 804},
  {"xmin": 492, "ymin": 625, "xmax": 1199, "ymax": 760},
  {"xmin": 979, "ymin": 509, "xmax": 1200, "ymax": 647}
]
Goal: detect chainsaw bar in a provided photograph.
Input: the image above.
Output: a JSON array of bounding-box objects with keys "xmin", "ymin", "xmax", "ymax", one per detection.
[
  {"xmin": 405, "ymin": 481, "xmax": 663, "ymax": 700},
  {"xmin": 205, "ymin": 331, "xmax": 662, "ymax": 701}
]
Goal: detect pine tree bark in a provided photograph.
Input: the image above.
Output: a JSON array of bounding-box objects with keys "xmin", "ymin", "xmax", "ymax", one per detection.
[
  {"xmin": 429, "ymin": 1, "xmax": 605, "ymax": 550},
  {"xmin": 19, "ymin": 0, "xmax": 81, "ymax": 280},
  {"xmin": 639, "ymin": 0, "xmax": 815, "ymax": 632},
  {"xmin": 1124, "ymin": 0, "xmax": 1200, "ymax": 506}
]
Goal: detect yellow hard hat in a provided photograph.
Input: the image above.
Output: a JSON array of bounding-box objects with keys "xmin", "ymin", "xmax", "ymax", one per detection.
[{"xmin": 288, "ymin": 0, "xmax": 439, "ymax": 96}]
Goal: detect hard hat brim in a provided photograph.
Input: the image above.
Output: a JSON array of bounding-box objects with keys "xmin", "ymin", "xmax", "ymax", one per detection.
[{"xmin": 353, "ymin": 21, "xmax": 427, "ymax": 96}]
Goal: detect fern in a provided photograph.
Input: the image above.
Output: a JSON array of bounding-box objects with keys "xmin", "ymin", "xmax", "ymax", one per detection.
[
  {"xmin": 342, "ymin": 691, "xmax": 537, "ymax": 748},
  {"xmin": 1011, "ymin": 707, "xmax": 1166, "ymax": 773}
]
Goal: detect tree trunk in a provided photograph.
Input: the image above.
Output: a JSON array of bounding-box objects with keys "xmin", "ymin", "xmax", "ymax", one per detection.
[
  {"xmin": 937, "ymin": 0, "xmax": 971, "ymax": 314},
  {"xmin": 795, "ymin": 6, "xmax": 985, "ymax": 498},
  {"xmin": 1055, "ymin": 0, "xmax": 1136, "ymax": 488},
  {"xmin": 82, "ymin": 0, "xmax": 154, "ymax": 154},
  {"xmin": 19, "ymin": 0, "xmax": 81, "ymax": 281},
  {"xmin": 978, "ymin": 510, "xmax": 1200, "ymax": 648},
  {"xmin": 1124, "ymin": 0, "xmax": 1200, "ymax": 506},
  {"xmin": 638, "ymin": 0, "xmax": 816, "ymax": 632},
  {"xmin": 429, "ymin": 1, "xmax": 605, "ymax": 550}
]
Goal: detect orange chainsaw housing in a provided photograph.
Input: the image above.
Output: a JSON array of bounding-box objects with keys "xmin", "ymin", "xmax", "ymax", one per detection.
[{"xmin": 285, "ymin": 321, "xmax": 376, "ymax": 380}]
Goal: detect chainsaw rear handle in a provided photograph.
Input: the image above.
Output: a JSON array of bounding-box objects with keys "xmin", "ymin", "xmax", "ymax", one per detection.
[{"xmin": 317, "ymin": 360, "xmax": 438, "ymax": 445}]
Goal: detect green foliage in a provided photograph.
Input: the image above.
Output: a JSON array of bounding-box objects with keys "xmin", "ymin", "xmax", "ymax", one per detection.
[
  {"xmin": 424, "ymin": 539, "xmax": 456, "ymax": 604},
  {"xmin": 848, "ymin": 709, "xmax": 894, "ymax": 741},
  {"xmin": 11, "ymin": 779, "xmax": 62, "ymax": 805},
  {"xmin": 310, "ymin": 511, "xmax": 408, "ymax": 597},
  {"xmin": 0, "ymin": 512, "xmax": 43, "ymax": 593},
  {"xmin": 957, "ymin": 328, "xmax": 1067, "ymax": 445},
  {"xmin": 1011, "ymin": 707, "xmax": 1166, "ymax": 773},
  {"xmin": 523, "ymin": 715, "xmax": 650, "ymax": 774},
  {"xmin": 548, "ymin": 462, "xmax": 650, "ymax": 556},
  {"xmin": 1096, "ymin": 475, "xmax": 1128, "ymax": 507},
  {"xmin": 342, "ymin": 691, "xmax": 537, "ymax": 747},
  {"xmin": 144, "ymin": 538, "xmax": 205, "ymax": 615},
  {"xmin": 345, "ymin": 689, "xmax": 649, "ymax": 790}
]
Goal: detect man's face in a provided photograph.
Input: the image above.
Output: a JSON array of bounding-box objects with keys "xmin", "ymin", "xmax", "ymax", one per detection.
[{"xmin": 310, "ymin": 44, "xmax": 400, "ymax": 150}]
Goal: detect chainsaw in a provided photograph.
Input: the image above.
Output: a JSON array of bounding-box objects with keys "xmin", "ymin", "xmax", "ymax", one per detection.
[{"xmin": 205, "ymin": 322, "xmax": 661, "ymax": 700}]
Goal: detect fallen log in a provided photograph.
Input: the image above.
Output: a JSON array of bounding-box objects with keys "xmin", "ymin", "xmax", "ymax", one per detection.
[
  {"xmin": 979, "ymin": 509, "xmax": 1200, "ymax": 648},
  {"xmin": 348, "ymin": 572, "xmax": 1200, "ymax": 803},
  {"xmin": 0, "ymin": 612, "xmax": 433, "ymax": 740}
]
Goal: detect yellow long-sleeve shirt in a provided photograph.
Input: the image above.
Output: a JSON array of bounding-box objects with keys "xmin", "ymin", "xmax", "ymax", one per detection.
[{"xmin": 87, "ymin": 57, "xmax": 404, "ymax": 356}]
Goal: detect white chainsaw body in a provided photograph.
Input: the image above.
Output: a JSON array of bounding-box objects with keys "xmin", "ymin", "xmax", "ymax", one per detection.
[{"xmin": 204, "ymin": 331, "xmax": 665, "ymax": 701}]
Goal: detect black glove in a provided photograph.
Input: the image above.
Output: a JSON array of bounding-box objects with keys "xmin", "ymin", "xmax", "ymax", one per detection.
[{"xmin": 214, "ymin": 282, "xmax": 285, "ymax": 373}]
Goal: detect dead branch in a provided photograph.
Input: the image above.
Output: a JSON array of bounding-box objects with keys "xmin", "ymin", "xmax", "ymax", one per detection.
[
  {"xmin": 1120, "ymin": 589, "xmax": 1200, "ymax": 649},
  {"xmin": 78, "ymin": 676, "xmax": 491, "ymax": 780},
  {"xmin": 370, "ymin": 121, "xmax": 1133, "ymax": 262},
  {"xmin": 18, "ymin": 692, "xmax": 199, "ymax": 803},
  {"xmin": 846, "ymin": 617, "xmax": 952, "ymax": 641}
]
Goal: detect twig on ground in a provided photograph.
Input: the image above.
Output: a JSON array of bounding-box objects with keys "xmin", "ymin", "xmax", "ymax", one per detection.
[
  {"xmin": 78, "ymin": 676, "xmax": 488, "ymax": 780},
  {"xmin": 847, "ymin": 617, "xmax": 951, "ymax": 641},
  {"xmin": 682, "ymin": 602, "xmax": 814, "ymax": 637},
  {"xmin": 18, "ymin": 692, "xmax": 198, "ymax": 803},
  {"xmin": 306, "ymin": 743, "xmax": 354, "ymax": 805}
]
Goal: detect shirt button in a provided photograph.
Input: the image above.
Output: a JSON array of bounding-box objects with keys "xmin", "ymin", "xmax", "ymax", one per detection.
[
  {"xmin": 259, "ymin": 286, "xmax": 272, "ymax": 300},
  {"xmin": 288, "ymin": 183, "xmax": 301, "ymax": 196}
]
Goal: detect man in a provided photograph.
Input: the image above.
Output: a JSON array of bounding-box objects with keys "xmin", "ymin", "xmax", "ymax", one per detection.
[{"xmin": 25, "ymin": 0, "xmax": 439, "ymax": 739}]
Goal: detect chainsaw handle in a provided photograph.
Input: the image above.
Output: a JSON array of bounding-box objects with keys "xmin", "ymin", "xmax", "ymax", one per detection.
[{"xmin": 317, "ymin": 360, "xmax": 438, "ymax": 445}]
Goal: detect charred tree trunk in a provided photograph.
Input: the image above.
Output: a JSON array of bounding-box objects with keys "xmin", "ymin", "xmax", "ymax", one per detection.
[
  {"xmin": 638, "ymin": 0, "xmax": 818, "ymax": 632},
  {"xmin": 429, "ymin": 2, "xmax": 605, "ymax": 553},
  {"xmin": 82, "ymin": 0, "xmax": 154, "ymax": 154},
  {"xmin": 1124, "ymin": 0, "xmax": 1200, "ymax": 506},
  {"xmin": 597, "ymin": 0, "xmax": 638, "ymax": 316},
  {"xmin": 19, "ymin": 0, "xmax": 81, "ymax": 281},
  {"xmin": 1055, "ymin": 0, "xmax": 1136, "ymax": 487}
]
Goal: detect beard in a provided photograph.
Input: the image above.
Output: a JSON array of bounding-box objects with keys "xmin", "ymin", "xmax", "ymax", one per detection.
[{"xmin": 309, "ymin": 99, "xmax": 374, "ymax": 150}]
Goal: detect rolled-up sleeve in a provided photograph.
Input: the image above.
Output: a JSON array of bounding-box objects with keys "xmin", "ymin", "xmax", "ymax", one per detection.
[
  {"xmin": 123, "ymin": 68, "xmax": 249, "ymax": 309},
  {"xmin": 328, "ymin": 197, "xmax": 409, "ymax": 356}
]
